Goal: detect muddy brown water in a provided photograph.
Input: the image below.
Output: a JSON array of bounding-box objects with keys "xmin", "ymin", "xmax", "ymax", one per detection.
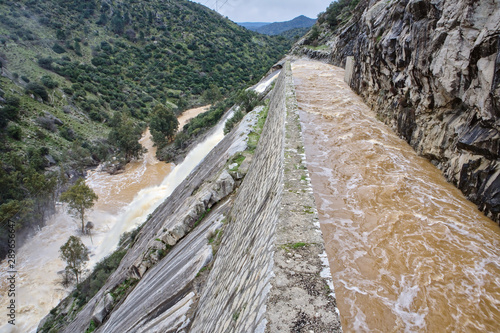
[
  {"xmin": 0, "ymin": 106, "xmax": 210, "ymax": 333},
  {"xmin": 292, "ymin": 60, "xmax": 500, "ymax": 332},
  {"xmin": 88, "ymin": 104, "xmax": 210, "ymax": 214}
]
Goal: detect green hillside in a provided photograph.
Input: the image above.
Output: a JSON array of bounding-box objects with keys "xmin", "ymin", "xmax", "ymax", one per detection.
[
  {"xmin": 278, "ymin": 27, "xmax": 312, "ymax": 41},
  {"xmin": 0, "ymin": 0, "xmax": 291, "ymax": 257}
]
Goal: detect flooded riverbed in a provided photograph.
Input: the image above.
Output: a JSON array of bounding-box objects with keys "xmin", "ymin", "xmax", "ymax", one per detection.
[
  {"xmin": 292, "ymin": 60, "xmax": 500, "ymax": 332},
  {"xmin": 0, "ymin": 105, "xmax": 211, "ymax": 332}
]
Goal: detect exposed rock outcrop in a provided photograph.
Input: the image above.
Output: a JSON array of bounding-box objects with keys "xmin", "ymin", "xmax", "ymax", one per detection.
[
  {"xmin": 130, "ymin": 169, "xmax": 236, "ymax": 279},
  {"xmin": 91, "ymin": 293, "xmax": 114, "ymax": 326},
  {"xmin": 295, "ymin": 0, "xmax": 500, "ymax": 222}
]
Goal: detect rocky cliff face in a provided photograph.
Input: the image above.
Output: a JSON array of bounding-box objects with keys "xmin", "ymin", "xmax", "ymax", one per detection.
[{"xmin": 294, "ymin": 0, "xmax": 500, "ymax": 222}]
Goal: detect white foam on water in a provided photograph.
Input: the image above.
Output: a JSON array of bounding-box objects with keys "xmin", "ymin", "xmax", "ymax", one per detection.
[{"xmin": 0, "ymin": 108, "xmax": 236, "ymax": 333}]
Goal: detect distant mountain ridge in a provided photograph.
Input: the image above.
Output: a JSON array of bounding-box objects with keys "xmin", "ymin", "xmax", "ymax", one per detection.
[
  {"xmin": 238, "ymin": 15, "xmax": 316, "ymax": 36},
  {"xmin": 238, "ymin": 22, "xmax": 270, "ymax": 30}
]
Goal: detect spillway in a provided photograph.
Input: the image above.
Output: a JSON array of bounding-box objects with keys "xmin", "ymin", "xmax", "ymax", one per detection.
[{"xmin": 293, "ymin": 60, "xmax": 500, "ymax": 332}]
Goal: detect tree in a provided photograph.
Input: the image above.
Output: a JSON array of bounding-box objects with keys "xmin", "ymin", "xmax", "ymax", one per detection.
[
  {"xmin": 60, "ymin": 236, "xmax": 89, "ymax": 284},
  {"xmin": 23, "ymin": 171, "xmax": 57, "ymax": 221},
  {"xmin": 111, "ymin": 13, "xmax": 125, "ymax": 35},
  {"xmin": 60, "ymin": 178, "xmax": 98, "ymax": 234},
  {"xmin": 202, "ymin": 84, "xmax": 222, "ymax": 104},
  {"xmin": 150, "ymin": 104, "xmax": 179, "ymax": 147},
  {"xmin": 236, "ymin": 89, "xmax": 259, "ymax": 112},
  {"xmin": 309, "ymin": 25, "xmax": 320, "ymax": 41},
  {"xmin": 108, "ymin": 115, "xmax": 143, "ymax": 161}
]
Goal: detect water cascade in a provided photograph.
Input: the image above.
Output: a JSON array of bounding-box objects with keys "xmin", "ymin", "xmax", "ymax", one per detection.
[{"xmin": 0, "ymin": 105, "xmax": 224, "ymax": 333}]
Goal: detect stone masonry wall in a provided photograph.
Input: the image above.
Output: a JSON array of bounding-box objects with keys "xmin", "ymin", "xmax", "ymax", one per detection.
[
  {"xmin": 189, "ymin": 67, "xmax": 287, "ymax": 333},
  {"xmin": 190, "ymin": 63, "xmax": 341, "ymax": 332}
]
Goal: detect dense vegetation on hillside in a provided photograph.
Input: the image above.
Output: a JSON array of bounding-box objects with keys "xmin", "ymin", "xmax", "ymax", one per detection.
[
  {"xmin": 279, "ymin": 27, "xmax": 312, "ymax": 41},
  {"xmin": 321, "ymin": 0, "xmax": 360, "ymax": 30},
  {"xmin": 0, "ymin": 0, "xmax": 290, "ymax": 258}
]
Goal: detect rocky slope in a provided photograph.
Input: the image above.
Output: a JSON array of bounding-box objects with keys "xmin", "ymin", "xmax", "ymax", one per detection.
[{"xmin": 294, "ymin": 0, "xmax": 500, "ymax": 223}]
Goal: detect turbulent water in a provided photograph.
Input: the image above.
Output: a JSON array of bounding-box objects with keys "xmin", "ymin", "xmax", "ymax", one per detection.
[
  {"xmin": 86, "ymin": 105, "xmax": 210, "ymax": 214},
  {"xmin": 0, "ymin": 106, "xmax": 213, "ymax": 333},
  {"xmin": 292, "ymin": 60, "xmax": 500, "ymax": 332}
]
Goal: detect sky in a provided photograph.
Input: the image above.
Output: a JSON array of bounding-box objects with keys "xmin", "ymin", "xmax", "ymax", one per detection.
[{"xmin": 191, "ymin": 0, "xmax": 334, "ymax": 23}]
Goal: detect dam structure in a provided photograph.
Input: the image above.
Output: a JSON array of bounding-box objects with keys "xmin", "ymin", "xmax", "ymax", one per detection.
[
  {"xmin": 42, "ymin": 63, "xmax": 342, "ymax": 332},
  {"xmin": 41, "ymin": 60, "xmax": 500, "ymax": 332}
]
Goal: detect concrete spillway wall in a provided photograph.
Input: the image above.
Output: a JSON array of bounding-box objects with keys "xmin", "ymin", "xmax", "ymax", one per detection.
[
  {"xmin": 189, "ymin": 63, "xmax": 287, "ymax": 332},
  {"xmin": 48, "ymin": 64, "xmax": 340, "ymax": 332},
  {"xmin": 191, "ymin": 63, "xmax": 341, "ymax": 332}
]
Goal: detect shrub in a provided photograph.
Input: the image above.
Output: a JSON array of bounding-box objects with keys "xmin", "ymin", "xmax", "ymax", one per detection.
[
  {"xmin": 1, "ymin": 96, "xmax": 21, "ymax": 121},
  {"xmin": 52, "ymin": 43, "xmax": 66, "ymax": 54},
  {"xmin": 83, "ymin": 82, "xmax": 97, "ymax": 94},
  {"xmin": 6, "ymin": 124, "xmax": 22, "ymax": 140},
  {"xmin": 224, "ymin": 109, "xmax": 243, "ymax": 134},
  {"xmin": 38, "ymin": 57, "xmax": 53, "ymax": 70},
  {"xmin": 36, "ymin": 117, "xmax": 56, "ymax": 132},
  {"xmin": 25, "ymin": 82, "xmax": 49, "ymax": 101},
  {"xmin": 41, "ymin": 75, "xmax": 58, "ymax": 89},
  {"xmin": 73, "ymin": 89, "xmax": 86, "ymax": 99},
  {"xmin": 60, "ymin": 126, "xmax": 76, "ymax": 141},
  {"xmin": 74, "ymin": 40, "xmax": 82, "ymax": 56},
  {"xmin": 174, "ymin": 131, "xmax": 188, "ymax": 149},
  {"xmin": 56, "ymin": 29, "xmax": 66, "ymax": 40}
]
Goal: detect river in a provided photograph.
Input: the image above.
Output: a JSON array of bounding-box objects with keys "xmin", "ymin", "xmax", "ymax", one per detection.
[
  {"xmin": 0, "ymin": 105, "xmax": 211, "ymax": 333},
  {"xmin": 293, "ymin": 60, "xmax": 500, "ymax": 332}
]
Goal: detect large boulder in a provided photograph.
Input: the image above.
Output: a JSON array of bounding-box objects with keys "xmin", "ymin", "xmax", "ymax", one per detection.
[{"xmin": 91, "ymin": 293, "xmax": 114, "ymax": 326}]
